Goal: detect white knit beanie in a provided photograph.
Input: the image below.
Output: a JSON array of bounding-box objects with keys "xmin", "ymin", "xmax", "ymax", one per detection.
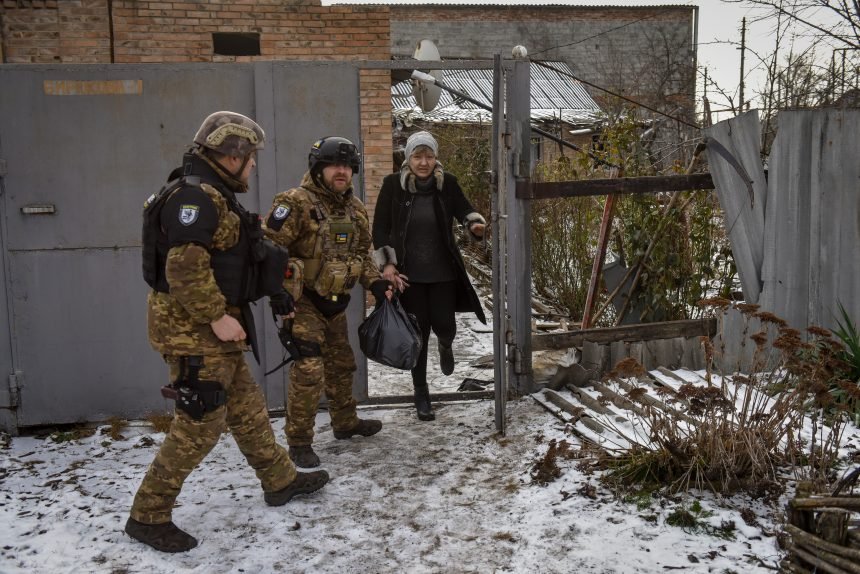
[{"xmin": 404, "ymin": 131, "xmax": 438, "ymax": 161}]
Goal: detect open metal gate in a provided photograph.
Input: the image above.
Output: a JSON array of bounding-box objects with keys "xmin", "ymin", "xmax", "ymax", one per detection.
[{"xmin": 0, "ymin": 57, "xmax": 542, "ymax": 436}]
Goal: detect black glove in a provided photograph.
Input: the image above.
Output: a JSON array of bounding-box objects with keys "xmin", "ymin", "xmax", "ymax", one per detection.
[
  {"xmin": 369, "ymin": 279, "xmax": 393, "ymax": 302},
  {"xmin": 269, "ymin": 290, "xmax": 295, "ymax": 316}
]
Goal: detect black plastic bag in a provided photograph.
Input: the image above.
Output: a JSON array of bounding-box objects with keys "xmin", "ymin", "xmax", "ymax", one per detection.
[{"xmin": 358, "ymin": 295, "xmax": 422, "ymax": 370}]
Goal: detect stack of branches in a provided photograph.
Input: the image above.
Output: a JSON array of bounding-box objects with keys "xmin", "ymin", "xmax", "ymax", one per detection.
[{"xmin": 781, "ymin": 467, "xmax": 860, "ymax": 574}]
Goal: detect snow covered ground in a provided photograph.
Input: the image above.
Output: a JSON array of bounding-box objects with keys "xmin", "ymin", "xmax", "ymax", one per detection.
[{"xmin": 2, "ymin": 311, "xmax": 858, "ymax": 574}]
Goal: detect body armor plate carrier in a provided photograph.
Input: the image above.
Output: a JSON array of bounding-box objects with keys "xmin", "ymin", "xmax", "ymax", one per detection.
[
  {"xmin": 142, "ymin": 173, "xmax": 288, "ymax": 306},
  {"xmin": 300, "ymin": 188, "xmax": 362, "ymax": 298}
]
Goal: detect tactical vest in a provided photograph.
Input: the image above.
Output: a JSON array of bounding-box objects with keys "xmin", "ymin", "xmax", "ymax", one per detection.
[
  {"xmin": 300, "ymin": 188, "xmax": 363, "ymax": 297},
  {"xmin": 142, "ymin": 176, "xmax": 287, "ymax": 306}
]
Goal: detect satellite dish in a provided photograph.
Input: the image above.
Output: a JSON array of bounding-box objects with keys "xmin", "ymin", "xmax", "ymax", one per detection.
[{"xmin": 412, "ymin": 39, "xmax": 443, "ymax": 112}]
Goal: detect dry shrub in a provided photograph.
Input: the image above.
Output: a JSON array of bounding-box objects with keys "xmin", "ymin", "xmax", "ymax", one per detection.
[
  {"xmin": 530, "ymin": 439, "xmax": 578, "ymax": 485},
  {"xmin": 146, "ymin": 412, "xmax": 173, "ymax": 434},
  {"xmin": 100, "ymin": 417, "xmax": 127, "ymax": 441},
  {"xmin": 603, "ymin": 304, "xmax": 855, "ymax": 495}
]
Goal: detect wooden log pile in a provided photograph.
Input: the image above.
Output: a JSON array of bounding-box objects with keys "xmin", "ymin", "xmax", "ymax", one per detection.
[{"xmin": 781, "ymin": 468, "xmax": 860, "ymax": 573}]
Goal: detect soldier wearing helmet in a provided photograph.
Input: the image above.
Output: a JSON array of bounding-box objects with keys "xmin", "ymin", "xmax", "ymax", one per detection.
[
  {"xmin": 263, "ymin": 136, "xmax": 393, "ymax": 469},
  {"xmin": 127, "ymin": 112, "xmax": 329, "ymax": 553}
]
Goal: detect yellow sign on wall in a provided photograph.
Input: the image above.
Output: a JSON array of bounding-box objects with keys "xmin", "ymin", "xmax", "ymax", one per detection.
[{"xmin": 43, "ymin": 79, "xmax": 143, "ymax": 96}]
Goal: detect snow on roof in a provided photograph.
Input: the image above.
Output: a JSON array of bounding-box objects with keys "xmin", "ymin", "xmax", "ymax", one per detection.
[{"xmin": 392, "ymin": 60, "xmax": 602, "ymax": 126}]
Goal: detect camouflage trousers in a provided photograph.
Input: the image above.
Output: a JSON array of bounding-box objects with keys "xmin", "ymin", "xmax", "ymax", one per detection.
[
  {"xmin": 130, "ymin": 352, "xmax": 296, "ymax": 525},
  {"xmin": 286, "ymin": 297, "xmax": 360, "ymax": 446}
]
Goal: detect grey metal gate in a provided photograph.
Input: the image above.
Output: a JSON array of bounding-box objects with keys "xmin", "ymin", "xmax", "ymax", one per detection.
[{"xmin": 0, "ymin": 62, "xmax": 364, "ymax": 432}]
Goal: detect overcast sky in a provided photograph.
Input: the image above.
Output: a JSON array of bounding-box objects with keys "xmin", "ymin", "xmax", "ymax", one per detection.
[{"xmin": 325, "ymin": 0, "xmax": 843, "ymax": 117}]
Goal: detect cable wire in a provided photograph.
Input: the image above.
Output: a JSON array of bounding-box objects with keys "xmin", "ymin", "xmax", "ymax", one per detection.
[
  {"xmin": 532, "ymin": 60, "xmax": 701, "ymax": 129},
  {"xmin": 530, "ymin": 11, "xmax": 664, "ymax": 56}
]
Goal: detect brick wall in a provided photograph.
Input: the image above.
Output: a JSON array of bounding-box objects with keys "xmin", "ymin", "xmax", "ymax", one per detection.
[
  {"xmin": 0, "ymin": 0, "xmax": 393, "ymax": 206},
  {"xmin": 0, "ymin": 0, "xmax": 111, "ymax": 63},
  {"xmin": 109, "ymin": 1, "xmax": 388, "ymax": 63}
]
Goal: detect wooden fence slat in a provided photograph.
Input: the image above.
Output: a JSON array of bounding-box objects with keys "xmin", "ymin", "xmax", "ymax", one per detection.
[
  {"xmin": 519, "ymin": 173, "xmax": 714, "ymax": 199},
  {"xmin": 532, "ymin": 318, "xmax": 716, "ymax": 351}
]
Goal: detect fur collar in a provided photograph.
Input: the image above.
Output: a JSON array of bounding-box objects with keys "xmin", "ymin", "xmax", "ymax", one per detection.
[{"xmin": 399, "ymin": 162, "xmax": 445, "ymax": 194}]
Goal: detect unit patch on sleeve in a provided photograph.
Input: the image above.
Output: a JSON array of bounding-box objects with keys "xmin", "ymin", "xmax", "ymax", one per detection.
[
  {"xmin": 273, "ymin": 204, "xmax": 291, "ymax": 220},
  {"xmin": 179, "ymin": 204, "xmax": 200, "ymax": 226},
  {"xmin": 266, "ymin": 203, "xmax": 292, "ymax": 232}
]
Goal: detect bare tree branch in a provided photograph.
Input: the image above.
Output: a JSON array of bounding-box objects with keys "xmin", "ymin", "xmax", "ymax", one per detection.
[{"xmin": 723, "ymin": 0, "xmax": 860, "ymax": 48}]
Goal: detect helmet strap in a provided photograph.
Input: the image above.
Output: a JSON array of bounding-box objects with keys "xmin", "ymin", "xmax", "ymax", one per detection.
[
  {"xmin": 310, "ymin": 165, "xmax": 325, "ymax": 190},
  {"xmin": 196, "ymin": 149, "xmax": 249, "ymax": 193},
  {"xmin": 235, "ymin": 154, "xmax": 252, "ymax": 179}
]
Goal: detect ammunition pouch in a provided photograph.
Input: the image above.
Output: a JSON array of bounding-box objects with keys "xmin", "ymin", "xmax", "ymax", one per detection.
[
  {"xmin": 309, "ymin": 257, "xmax": 361, "ymax": 298},
  {"xmin": 161, "ymin": 356, "xmax": 227, "ymax": 420},
  {"xmin": 283, "ymin": 259, "xmax": 304, "ymax": 302}
]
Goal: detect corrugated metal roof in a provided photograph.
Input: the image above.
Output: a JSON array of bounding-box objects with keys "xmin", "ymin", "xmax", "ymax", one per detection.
[{"xmin": 392, "ymin": 60, "xmax": 602, "ymax": 126}]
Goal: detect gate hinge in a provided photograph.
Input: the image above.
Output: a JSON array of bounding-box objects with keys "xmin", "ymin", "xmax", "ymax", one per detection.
[
  {"xmin": 1, "ymin": 371, "xmax": 22, "ymax": 409},
  {"xmin": 510, "ymin": 346, "xmax": 523, "ymax": 374}
]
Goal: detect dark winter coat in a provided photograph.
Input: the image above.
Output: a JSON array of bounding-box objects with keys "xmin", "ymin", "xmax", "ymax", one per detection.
[{"xmin": 372, "ymin": 171, "xmax": 487, "ymax": 324}]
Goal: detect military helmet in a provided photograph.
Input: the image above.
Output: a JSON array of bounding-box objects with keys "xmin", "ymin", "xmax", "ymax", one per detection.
[
  {"xmin": 194, "ymin": 111, "xmax": 265, "ymax": 157},
  {"xmin": 308, "ymin": 137, "xmax": 361, "ymax": 175}
]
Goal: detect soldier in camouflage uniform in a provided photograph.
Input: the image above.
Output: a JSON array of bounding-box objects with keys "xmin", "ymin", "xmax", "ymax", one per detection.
[
  {"xmin": 263, "ymin": 136, "xmax": 392, "ymax": 468},
  {"xmin": 126, "ymin": 112, "xmax": 329, "ymax": 553}
]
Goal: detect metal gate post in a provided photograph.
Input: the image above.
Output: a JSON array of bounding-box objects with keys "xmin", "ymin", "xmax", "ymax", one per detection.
[
  {"xmin": 491, "ymin": 54, "xmax": 508, "ymax": 434},
  {"xmin": 505, "ymin": 54, "xmax": 535, "ymax": 394},
  {"xmin": 0, "ymin": 135, "xmax": 19, "ymax": 435}
]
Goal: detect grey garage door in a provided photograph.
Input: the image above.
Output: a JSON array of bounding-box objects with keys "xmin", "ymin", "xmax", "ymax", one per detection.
[{"xmin": 0, "ymin": 62, "xmax": 365, "ymax": 431}]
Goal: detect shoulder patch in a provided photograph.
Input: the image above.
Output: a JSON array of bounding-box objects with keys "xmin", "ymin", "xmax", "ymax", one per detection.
[
  {"xmin": 273, "ymin": 204, "xmax": 291, "ymax": 220},
  {"xmin": 179, "ymin": 204, "xmax": 200, "ymax": 226}
]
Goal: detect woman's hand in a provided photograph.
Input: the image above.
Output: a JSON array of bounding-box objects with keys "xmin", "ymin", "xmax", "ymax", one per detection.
[{"xmin": 382, "ymin": 263, "xmax": 410, "ymax": 292}]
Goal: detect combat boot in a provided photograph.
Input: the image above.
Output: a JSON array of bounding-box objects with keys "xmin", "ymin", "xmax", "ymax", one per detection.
[
  {"xmin": 333, "ymin": 418, "xmax": 382, "ymax": 439},
  {"xmin": 288, "ymin": 445, "xmax": 321, "ymax": 468},
  {"xmin": 414, "ymin": 384, "xmax": 435, "ymax": 421},
  {"xmin": 439, "ymin": 342, "xmax": 455, "ymax": 376},
  {"xmin": 124, "ymin": 517, "xmax": 198, "ymax": 553},
  {"xmin": 264, "ymin": 470, "xmax": 330, "ymax": 506}
]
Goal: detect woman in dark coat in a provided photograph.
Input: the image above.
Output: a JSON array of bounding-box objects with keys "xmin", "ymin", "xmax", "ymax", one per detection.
[{"xmin": 372, "ymin": 131, "xmax": 487, "ymax": 421}]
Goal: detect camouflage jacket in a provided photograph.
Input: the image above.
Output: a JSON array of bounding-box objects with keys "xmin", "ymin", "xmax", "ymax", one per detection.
[
  {"xmin": 148, "ymin": 161, "xmax": 248, "ymax": 357},
  {"xmin": 263, "ymin": 172, "xmax": 380, "ymax": 293}
]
